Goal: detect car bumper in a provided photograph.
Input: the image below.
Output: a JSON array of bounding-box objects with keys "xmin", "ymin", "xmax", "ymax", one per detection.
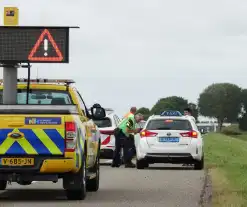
[
  {"xmin": 100, "ymin": 146, "xmax": 114, "ymax": 159},
  {"xmin": 0, "ymin": 156, "xmax": 77, "ymax": 174},
  {"xmin": 136, "ymin": 143, "xmax": 203, "ymax": 163},
  {"xmin": 141, "ymin": 153, "xmax": 197, "ymax": 164}
]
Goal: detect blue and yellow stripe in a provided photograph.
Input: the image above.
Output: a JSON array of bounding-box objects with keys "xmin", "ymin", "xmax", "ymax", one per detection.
[{"xmin": 0, "ymin": 128, "xmax": 65, "ymax": 155}]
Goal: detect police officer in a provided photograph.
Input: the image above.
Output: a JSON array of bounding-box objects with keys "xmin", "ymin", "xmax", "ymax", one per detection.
[{"xmin": 112, "ymin": 113, "xmax": 143, "ymax": 168}]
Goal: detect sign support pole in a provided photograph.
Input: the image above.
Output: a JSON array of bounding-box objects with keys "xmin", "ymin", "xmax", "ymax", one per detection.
[
  {"xmin": 26, "ymin": 63, "xmax": 31, "ymax": 104},
  {"xmin": 2, "ymin": 6, "xmax": 19, "ymax": 104},
  {"xmin": 3, "ymin": 64, "xmax": 18, "ymax": 104}
]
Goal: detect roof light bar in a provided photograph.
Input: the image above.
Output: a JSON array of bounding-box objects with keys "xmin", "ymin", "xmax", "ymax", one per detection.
[{"xmin": 0, "ymin": 79, "xmax": 75, "ymax": 84}]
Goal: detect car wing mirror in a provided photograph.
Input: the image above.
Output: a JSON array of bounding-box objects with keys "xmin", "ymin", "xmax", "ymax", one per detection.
[{"xmin": 90, "ymin": 104, "xmax": 106, "ymax": 120}]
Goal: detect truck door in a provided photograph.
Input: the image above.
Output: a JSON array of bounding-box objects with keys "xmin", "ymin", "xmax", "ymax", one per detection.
[{"xmin": 74, "ymin": 90, "xmax": 95, "ymax": 168}]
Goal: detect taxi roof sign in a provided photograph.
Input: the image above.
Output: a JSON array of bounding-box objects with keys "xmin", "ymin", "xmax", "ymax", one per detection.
[{"xmin": 161, "ymin": 110, "xmax": 183, "ymax": 116}]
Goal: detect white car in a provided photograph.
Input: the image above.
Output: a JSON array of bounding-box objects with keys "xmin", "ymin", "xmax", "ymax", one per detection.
[
  {"xmin": 93, "ymin": 108, "xmax": 121, "ymax": 159},
  {"xmin": 135, "ymin": 110, "xmax": 204, "ymax": 170}
]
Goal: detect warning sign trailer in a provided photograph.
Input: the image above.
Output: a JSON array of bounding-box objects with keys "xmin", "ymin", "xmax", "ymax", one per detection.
[
  {"xmin": 0, "ymin": 26, "xmax": 79, "ymax": 63},
  {"xmin": 0, "ymin": 26, "xmax": 79, "ymax": 105}
]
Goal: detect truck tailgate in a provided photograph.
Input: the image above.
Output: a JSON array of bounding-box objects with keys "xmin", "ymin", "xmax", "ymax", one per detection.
[{"xmin": 0, "ymin": 105, "xmax": 78, "ymax": 156}]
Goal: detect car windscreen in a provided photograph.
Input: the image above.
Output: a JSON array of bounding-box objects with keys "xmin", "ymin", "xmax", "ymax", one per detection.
[
  {"xmin": 0, "ymin": 89, "xmax": 73, "ymax": 105},
  {"xmin": 146, "ymin": 119, "xmax": 192, "ymax": 130},
  {"xmin": 94, "ymin": 118, "xmax": 112, "ymax": 128}
]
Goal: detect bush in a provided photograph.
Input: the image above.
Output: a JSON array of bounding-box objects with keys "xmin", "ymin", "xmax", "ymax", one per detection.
[{"xmin": 221, "ymin": 124, "xmax": 242, "ymax": 136}]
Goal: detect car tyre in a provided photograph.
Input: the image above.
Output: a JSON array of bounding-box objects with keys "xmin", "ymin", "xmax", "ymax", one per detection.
[
  {"xmin": 64, "ymin": 156, "xmax": 87, "ymax": 200},
  {"xmin": 0, "ymin": 180, "xmax": 7, "ymax": 190},
  {"xmin": 86, "ymin": 153, "xmax": 100, "ymax": 192},
  {"xmin": 136, "ymin": 159, "xmax": 148, "ymax": 169},
  {"xmin": 194, "ymin": 156, "xmax": 204, "ymax": 170}
]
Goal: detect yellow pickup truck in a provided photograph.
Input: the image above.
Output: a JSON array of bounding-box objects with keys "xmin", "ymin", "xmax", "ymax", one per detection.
[{"xmin": 0, "ymin": 79, "xmax": 106, "ymax": 200}]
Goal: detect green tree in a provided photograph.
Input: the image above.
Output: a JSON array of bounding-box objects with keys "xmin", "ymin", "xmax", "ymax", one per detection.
[
  {"xmin": 238, "ymin": 89, "xmax": 247, "ymax": 130},
  {"xmin": 151, "ymin": 96, "xmax": 188, "ymax": 115},
  {"xmin": 188, "ymin": 102, "xmax": 199, "ymax": 121},
  {"xmin": 198, "ymin": 83, "xmax": 242, "ymax": 131},
  {"xmin": 136, "ymin": 107, "xmax": 151, "ymax": 120},
  {"xmin": 240, "ymin": 89, "xmax": 247, "ymax": 112}
]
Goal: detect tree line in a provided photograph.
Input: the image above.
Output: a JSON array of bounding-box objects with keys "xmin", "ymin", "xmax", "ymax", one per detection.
[{"xmin": 136, "ymin": 83, "xmax": 247, "ymax": 131}]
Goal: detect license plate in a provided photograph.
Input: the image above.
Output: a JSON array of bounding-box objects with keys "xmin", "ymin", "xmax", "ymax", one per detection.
[
  {"xmin": 159, "ymin": 137, "xmax": 179, "ymax": 142},
  {"xmin": 0, "ymin": 158, "xmax": 34, "ymax": 166}
]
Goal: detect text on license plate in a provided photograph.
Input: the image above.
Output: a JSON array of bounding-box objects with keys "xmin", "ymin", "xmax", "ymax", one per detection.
[
  {"xmin": 0, "ymin": 158, "xmax": 34, "ymax": 166},
  {"xmin": 159, "ymin": 137, "xmax": 179, "ymax": 142}
]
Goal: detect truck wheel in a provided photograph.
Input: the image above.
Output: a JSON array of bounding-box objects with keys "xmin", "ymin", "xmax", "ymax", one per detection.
[
  {"xmin": 17, "ymin": 181, "xmax": 32, "ymax": 185},
  {"xmin": 0, "ymin": 180, "xmax": 7, "ymax": 190},
  {"xmin": 194, "ymin": 156, "xmax": 204, "ymax": 170},
  {"xmin": 64, "ymin": 156, "xmax": 87, "ymax": 200},
  {"xmin": 86, "ymin": 152, "xmax": 100, "ymax": 192},
  {"xmin": 136, "ymin": 159, "xmax": 148, "ymax": 169}
]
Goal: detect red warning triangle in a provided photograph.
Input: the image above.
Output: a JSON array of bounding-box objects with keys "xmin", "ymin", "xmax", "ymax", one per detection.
[{"xmin": 28, "ymin": 29, "xmax": 63, "ymax": 62}]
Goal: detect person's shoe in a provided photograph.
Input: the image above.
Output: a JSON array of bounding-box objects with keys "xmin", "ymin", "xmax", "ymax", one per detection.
[
  {"xmin": 125, "ymin": 162, "xmax": 136, "ymax": 168},
  {"xmin": 111, "ymin": 163, "xmax": 121, "ymax": 168}
]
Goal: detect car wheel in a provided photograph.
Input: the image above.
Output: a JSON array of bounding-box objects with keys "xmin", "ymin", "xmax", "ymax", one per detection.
[
  {"xmin": 86, "ymin": 153, "xmax": 100, "ymax": 192},
  {"xmin": 136, "ymin": 159, "xmax": 148, "ymax": 169},
  {"xmin": 64, "ymin": 155, "xmax": 87, "ymax": 200},
  {"xmin": 0, "ymin": 180, "xmax": 7, "ymax": 190},
  {"xmin": 194, "ymin": 156, "xmax": 204, "ymax": 170}
]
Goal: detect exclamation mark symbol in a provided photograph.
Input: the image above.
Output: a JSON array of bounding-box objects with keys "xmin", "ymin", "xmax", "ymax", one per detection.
[{"xmin": 44, "ymin": 39, "xmax": 48, "ymax": 56}]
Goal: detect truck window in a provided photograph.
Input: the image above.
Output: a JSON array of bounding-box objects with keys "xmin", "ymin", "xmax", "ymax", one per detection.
[{"xmin": 0, "ymin": 89, "xmax": 73, "ymax": 105}]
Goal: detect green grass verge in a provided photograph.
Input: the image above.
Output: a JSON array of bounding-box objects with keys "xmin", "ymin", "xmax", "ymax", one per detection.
[
  {"xmin": 221, "ymin": 124, "xmax": 247, "ymax": 141},
  {"xmin": 205, "ymin": 133, "xmax": 247, "ymax": 206}
]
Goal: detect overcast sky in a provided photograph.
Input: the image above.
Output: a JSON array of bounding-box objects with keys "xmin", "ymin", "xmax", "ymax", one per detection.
[{"xmin": 0, "ymin": 0, "xmax": 247, "ymax": 116}]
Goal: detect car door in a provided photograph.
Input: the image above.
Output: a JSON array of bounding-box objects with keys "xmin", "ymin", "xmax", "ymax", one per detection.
[{"xmin": 74, "ymin": 90, "xmax": 95, "ymax": 168}]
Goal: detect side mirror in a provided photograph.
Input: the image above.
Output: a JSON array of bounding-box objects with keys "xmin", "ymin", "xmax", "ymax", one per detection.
[{"xmin": 90, "ymin": 104, "xmax": 106, "ymax": 120}]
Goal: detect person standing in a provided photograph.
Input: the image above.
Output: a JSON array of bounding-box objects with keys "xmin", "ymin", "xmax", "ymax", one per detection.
[
  {"xmin": 123, "ymin": 106, "xmax": 137, "ymax": 119},
  {"xmin": 184, "ymin": 107, "xmax": 196, "ymax": 123},
  {"xmin": 112, "ymin": 113, "xmax": 143, "ymax": 168}
]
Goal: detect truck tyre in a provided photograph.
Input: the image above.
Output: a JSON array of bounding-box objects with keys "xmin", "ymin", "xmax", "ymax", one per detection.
[
  {"xmin": 17, "ymin": 181, "xmax": 32, "ymax": 185},
  {"xmin": 194, "ymin": 156, "xmax": 204, "ymax": 170},
  {"xmin": 86, "ymin": 153, "xmax": 100, "ymax": 192},
  {"xmin": 136, "ymin": 159, "xmax": 148, "ymax": 169},
  {"xmin": 64, "ymin": 156, "xmax": 87, "ymax": 200},
  {"xmin": 0, "ymin": 180, "xmax": 7, "ymax": 190}
]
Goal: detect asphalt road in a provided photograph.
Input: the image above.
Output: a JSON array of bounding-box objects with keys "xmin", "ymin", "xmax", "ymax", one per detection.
[{"xmin": 0, "ymin": 160, "xmax": 205, "ymax": 207}]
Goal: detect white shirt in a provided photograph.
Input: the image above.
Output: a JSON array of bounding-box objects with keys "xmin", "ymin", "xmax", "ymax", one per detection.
[{"xmin": 185, "ymin": 115, "xmax": 196, "ymax": 123}]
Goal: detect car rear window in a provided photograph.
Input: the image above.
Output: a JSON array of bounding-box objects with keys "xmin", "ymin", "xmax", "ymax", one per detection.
[
  {"xmin": 0, "ymin": 89, "xmax": 73, "ymax": 105},
  {"xmin": 146, "ymin": 119, "xmax": 192, "ymax": 130},
  {"xmin": 94, "ymin": 118, "xmax": 112, "ymax": 128}
]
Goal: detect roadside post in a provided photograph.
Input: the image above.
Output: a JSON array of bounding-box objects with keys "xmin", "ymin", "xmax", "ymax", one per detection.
[{"xmin": 0, "ymin": 6, "xmax": 79, "ymax": 104}]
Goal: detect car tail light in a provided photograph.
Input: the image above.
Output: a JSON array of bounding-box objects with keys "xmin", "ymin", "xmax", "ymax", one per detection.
[
  {"xmin": 140, "ymin": 130, "xmax": 158, "ymax": 138},
  {"xmin": 180, "ymin": 130, "xmax": 198, "ymax": 138},
  {"xmin": 65, "ymin": 121, "xmax": 77, "ymax": 152},
  {"xmin": 101, "ymin": 135, "xmax": 111, "ymax": 145},
  {"xmin": 99, "ymin": 130, "xmax": 114, "ymax": 135}
]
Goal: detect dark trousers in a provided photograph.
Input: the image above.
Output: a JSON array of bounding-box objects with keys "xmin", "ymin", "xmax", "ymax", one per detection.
[{"xmin": 112, "ymin": 129, "xmax": 135, "ymax": 165}]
